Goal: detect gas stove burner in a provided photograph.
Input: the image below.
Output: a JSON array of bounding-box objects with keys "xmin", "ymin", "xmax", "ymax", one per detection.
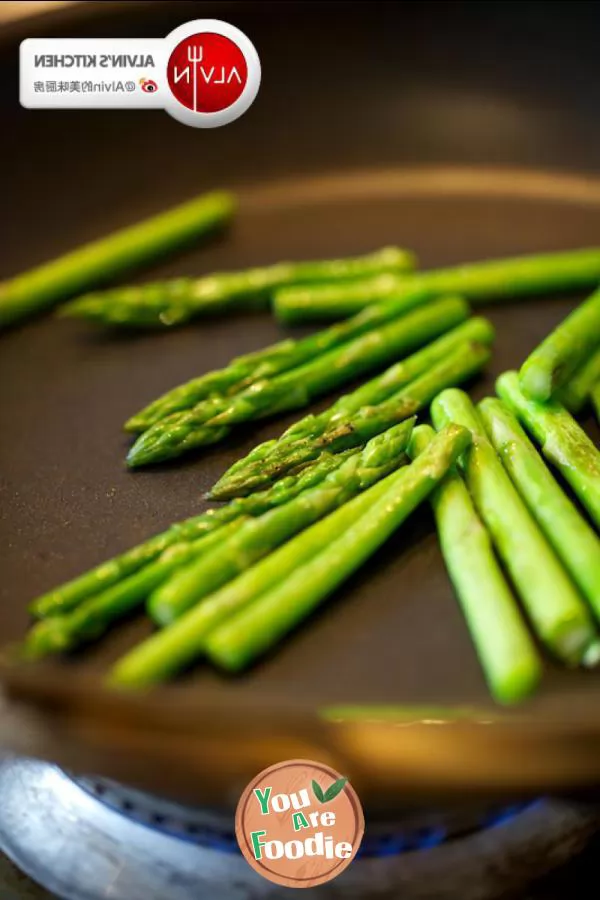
[
  {"xmin": 76, "ymin": 774, "xmax": 537, "ymax": 858},
  {"xmin": 0, "ymin": 757, "xmax": 599, "ymax": 900}
]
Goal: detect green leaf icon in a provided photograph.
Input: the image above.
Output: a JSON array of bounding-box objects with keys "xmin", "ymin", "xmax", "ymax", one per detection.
[
  {"xmin": 323, "ymin": 777, "xmax": 348, "ymax": 803},
  {"xmin": 312, "ymin": 780, "xmax": 325, "ymax": 803}
]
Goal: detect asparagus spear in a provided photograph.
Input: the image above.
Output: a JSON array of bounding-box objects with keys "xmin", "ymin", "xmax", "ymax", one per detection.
[
  {"xmin": 204, "ymin": 425, "xmax": 471, "ymax": 673},
  {"xmin": 409, "ymin": 425, "xmax": 542, "ymax": 704},
  {"xmin": 496, "ymin": 371, "xmax": 600, "ymax": 528},
  {"xmin": 109, "ymin": 424, "xmax": 469, "ymax": 686},
  {"xmin": 519, "ymin": 287, "xmax": 600, "ymax": 402},
  {"xmin": 126, "ymin": 296, "xmax": 468, "ymax": 467},
  {"xmin": 62, "ymin": 247, "xmax": 415, "ymax": 327},
  {"xmin": 22, "ymin": 520, "xmax": 245, "ymax": 659},
  {"xmin": 29, "ymin": 447, "xmax": 355, "ymax": 619},
  {"xmin": 148, "ymin": 418, "xmax": 416, "ymax": 625},
  {"xmin": 273, "ymin": 247, "xmax": 600, "ymax": 323},
  {"xmin": 126, "ymin": 281, "xmax": 440, "ymax": 434},
  {"xmin": 211, "ymin": 317, "xmax": 495, "ymax": 495},
  {"xmin": 431, "ymin": 389, "xmax": 598, "ymax": 666},
  {"xmin": 558, "ymin": 346, "xmax": 600, "ymax": 413},
  {"xmin": 0, "ymin": 191, "xmax": 235, "ymax": 328},
  {"xmin": 212, "ymin": 338, "xmax": 492, "ymax": 499},
  {"xmin": 479, "ymin": 399, "xmax": 600, "ymax": 618}
]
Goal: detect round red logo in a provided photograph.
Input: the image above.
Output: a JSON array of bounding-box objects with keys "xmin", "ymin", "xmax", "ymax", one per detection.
[
  {"xmin": 167, "ymin": 32, "xmax": 248, "ymax": 114},
  {"xmin": 162, "ymin": 19, "xmax": 260, "ymax": 128}
]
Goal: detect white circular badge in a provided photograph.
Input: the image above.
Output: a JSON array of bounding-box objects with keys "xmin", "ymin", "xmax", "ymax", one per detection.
[{"xmin": 163, "ymin": 19, "xmax": 261, "ymax": 128}]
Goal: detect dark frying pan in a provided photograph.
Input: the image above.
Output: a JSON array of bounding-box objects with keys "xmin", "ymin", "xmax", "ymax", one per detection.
[{"xmin": 1, "ymin": 0, "xmax": 600, "ymax": 811}]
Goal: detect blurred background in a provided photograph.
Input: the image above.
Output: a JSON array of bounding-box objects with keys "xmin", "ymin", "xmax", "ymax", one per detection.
[{"xmin": 1, "ymin": 0, "xmax": 599, "ymax": 279}]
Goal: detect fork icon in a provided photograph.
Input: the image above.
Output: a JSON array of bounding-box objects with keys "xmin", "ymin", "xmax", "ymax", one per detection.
[{"xmin": 187, "ymin": 45, "xmax": 203, "ymax": 112}]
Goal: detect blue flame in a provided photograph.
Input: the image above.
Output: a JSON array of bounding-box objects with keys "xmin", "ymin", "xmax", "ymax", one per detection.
[
  {"xmin": 173, "ymin": 800, "xmax": 541, "ymax": 856},
  {"xmin": 89, "ymin": 775, "xmax": 542, "ymax": 858}
]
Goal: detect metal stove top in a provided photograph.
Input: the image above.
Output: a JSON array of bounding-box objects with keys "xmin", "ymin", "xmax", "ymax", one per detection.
[{"xmin": 0, "ymin": 757, "xmax": 599, "ymax": 900}]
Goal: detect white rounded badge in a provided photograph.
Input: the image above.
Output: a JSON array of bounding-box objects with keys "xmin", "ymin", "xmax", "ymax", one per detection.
[{"xmin": 163, "ymin": 19, "xmax": 261, "ymax": 128}]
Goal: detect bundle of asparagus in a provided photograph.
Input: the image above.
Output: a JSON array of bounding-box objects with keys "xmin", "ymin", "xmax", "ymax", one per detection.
[
  {"xmin": 478, "ymin": 398, "xmax": 600, "ymax": 614},
  {"xmin": 126, "ymin": 296, "xmax": 470, "ymax": 466},
  {"xmin": 21, "ymin": 270, "xmax": 497, "ymax": 678},
  {"xmin": 24, "ymin": 420, "xmax": 415, "ymax": 659},
  {"xmin": 12, "ymin": 225, "xmax": 600, "ymax": 707},
  {"xmin": 211, "ymin": 317, "xmax": 494, "ymax": 498},
  {"xmin": 431, "ymin": 390, "xmax": 599, "ymax": 668},
  {"xmin": 408, "ymin": 425, "xmax": 543, "ymax": 705},
  {"xmin": 109, "ymin": 424, "xmax": 470, "ymax": 686},
  {"xmin": 119, "ymin": 246, "xmax": 600, "ymax": 473},
  {"xmin": 147, "ymin": 418, "xmax": 416, "ymax": 626},
  {"xmin": 29, "ymin": 447, "xmax": 359, "ymax": 620}
]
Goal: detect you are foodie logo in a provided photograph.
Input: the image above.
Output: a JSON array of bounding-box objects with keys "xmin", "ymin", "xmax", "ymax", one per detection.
[
  {"xmin": 235, "ymin": 759, "xmax": 364, "ymax": 888},
  {"xmin": 20, "ymin": 19, "xmax": 261, "ymax": 128}
]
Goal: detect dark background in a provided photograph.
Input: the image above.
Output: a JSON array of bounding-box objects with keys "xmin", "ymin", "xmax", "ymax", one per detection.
[{"xmin": 1, "ymin": 0, "xmax": 600, "ymax": 276}]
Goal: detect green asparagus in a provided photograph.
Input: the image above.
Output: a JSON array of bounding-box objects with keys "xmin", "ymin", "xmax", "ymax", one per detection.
[
  {"xmin": 409, "ymin": 425, "xmax": 542, "ymax": 705},
  {"xmin": 109, "ymin": 424, "xmax": 462, "ymax": 688},
  {"xmin": 125, "ymin": 276, "xmax": 463, "ymax": 434},
  {"xmin": 23, "ymin": 519, "xmax": 245, "ymax": 659},
  {"xmin": 274, "ymin": 247, "xmax": 600, "ymax": 323},
  {"xmin": 0, "ymin": 191, "xmax": 235, "ymax": 328},
  {"xmin": 519, "ymin": 287, "xmax": 600, "ymax": 402},
  {"xmin": 62, "ymin": 247, "xmax": 415, "ymax": 327},
  {"xmin": 496, "ymin": 371, "xmax": 600, "ymax": 528},
  {"xmin": 479, "ymin": 399, "xmax": 600, "ymax": 618},
  {"xmin": 558, "ymin": 347, "xmax": 600, "ymax": 413},
  {"xmin": 109, "ymin": 429, "xmax": 469, "ymax": 688},
  {"xmin": 148, "ymin": 418, "xmax": 415, "ymax": 625},
  {"xmin": 29, "ymin": 448, "xmax": 355, "ymax": 619},
  {"xmin": 203, "ymin": 425, "xmax": 471, "ymax": 673},
  {"xmin": 126, "ymin": 296, "xmax": 468, "ymax": 467},
  {"xmin": 212, "ymin": 338, "xmax": 492, "ymax": 499},
  {"xmin": 211, "ymin": 317, "xmax": 495, "ymax": 496},
  {"xmin": 431, "ymin": 389, "xmax": 598, "ymax": 666}
]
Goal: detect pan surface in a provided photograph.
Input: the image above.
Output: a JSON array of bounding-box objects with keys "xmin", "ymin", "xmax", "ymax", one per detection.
[
  {"xmin": 1, "ymin": 1, "xmax": 600, "ymax": 802},
  {"xmin": 1, "ymin": 165, "xmax": 600, "ymax": 710}
]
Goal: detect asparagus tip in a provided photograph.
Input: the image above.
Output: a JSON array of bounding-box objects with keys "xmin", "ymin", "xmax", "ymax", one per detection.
[
  {"xmin": 126, "ymin": 431, "xmax": 163, "ymax": 467},
  {"xmin": 124, "ymin": 416, "xmax": 147, "ymax": 434},
  {"xmin": 58, "ymin": 296, "xmax": 102, "ymax": 320}
]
